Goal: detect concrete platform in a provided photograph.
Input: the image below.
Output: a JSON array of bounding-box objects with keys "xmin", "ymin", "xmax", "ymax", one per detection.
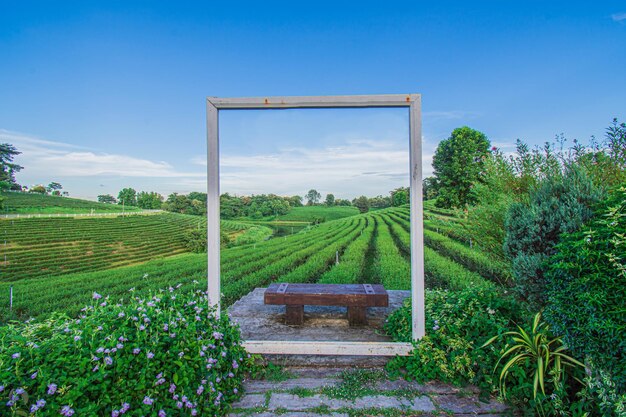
[{"xmin": 228, "ymin": 287, "xmax": 411, "ymax": 366}]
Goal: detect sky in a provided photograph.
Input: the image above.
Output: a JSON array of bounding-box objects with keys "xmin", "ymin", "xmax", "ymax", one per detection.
[{"xmin": 0, "ymin": 1, "xmax": 625, "ymax": 200}]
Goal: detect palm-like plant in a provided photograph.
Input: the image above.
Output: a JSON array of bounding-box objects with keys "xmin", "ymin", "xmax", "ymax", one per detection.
[{"xmin": 483, "ymin": 312, "xmax": 584, "ymax": 400}]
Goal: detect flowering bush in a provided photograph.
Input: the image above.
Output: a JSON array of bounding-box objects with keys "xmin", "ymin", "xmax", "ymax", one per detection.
[
  {"xmin": 384, "ymin": 287, "xmax": 524, "ymax": 394},
  {"xmin": 0, "ymin": 283, "xmax": 253, "ymax": 416}
]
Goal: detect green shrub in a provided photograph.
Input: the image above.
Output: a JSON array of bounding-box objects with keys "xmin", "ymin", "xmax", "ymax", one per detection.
[
  {"xmin": 0, "ymin": 284, "xmax": 252, "ymax": 416},
  {"xmin": 503, "ymin": 165, "xmax": 603, "ymax": 309},
  {"xmin": 384, "ymin": 287, "xmax": 524, "ymax": 394},
  {"xmin": 545, "ymin": 185, "xmax": 626, "ymax": 402}
]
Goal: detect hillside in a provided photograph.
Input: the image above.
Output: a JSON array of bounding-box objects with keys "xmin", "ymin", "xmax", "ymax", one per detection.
[
  {"xmin": 0, "ymin": 191, "xmax": 142, "ymax": 214},
  {"xmin": 0, "ymin": 205, "xmax": 510, "ymax": 320},
  {"xmin": 272, "ymin": 205, "xmax": 360, "ymax": 222},
  {"xmin": 0, "ymin": 213, "xmax": 270, "ymax": 282}
]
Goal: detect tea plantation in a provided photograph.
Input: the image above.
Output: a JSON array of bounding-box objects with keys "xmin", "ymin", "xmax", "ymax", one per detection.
[
  {"xmin": 0, "ymin": 205, "xmax": 505, "ymax": 321},
  {"xmin": 0, "ymin": 191, "xmax": 143, "ymax": 214},
  {"xmin": 0, "ymin": 213, "xmax": 270, "ymax": 282}
]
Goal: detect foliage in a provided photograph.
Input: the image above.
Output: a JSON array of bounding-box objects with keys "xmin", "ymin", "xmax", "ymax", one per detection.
[
  {"xmin": 137, "ymin": 191, "xmax": 164, "ymax": 209},
  {"xmin": 390, "ymin": 187, "xmax": 409, "ymax": 206},
  {"xmin": 305, "ymin": 189, "xmax": 321, "ymax": 205},
  {"xmin": 353, "ymin": 195, "xmax": 370, "ymax": 213},
  {"xmin": 183, "ymin": 229, "xmax": 209, "ymax": 253},
  {"xmin": 117, "ymin": 188, "xmax": 137, "ymax": 207},
  {"xmin": 503, "ymin": 165, "xmax": 603, "ymax": 309},
  {"xmin": 219, "ymin": 193, "xmax": 291, "ymax": 219},
  {"xmin": 163, "ymin": 193, "xmax": 206, "ymax": 216},
  {"xmin": 47, "ymin": 182, "xmax": 62, "ymax": 192},
  {"xmin": 29, "ymin": 185, "xmax": 47, "ymax": 194},
  {"xmin": 422, "ymin": 177, "xmax": 438, "ymax": 200},
  {"xmin": 483, "ymin": 313, "xmax": 585, "ymax": 417},
  {"xmin": 271, "ymin": 206, "xmax": 359, "ymax": 222},
  {"xmin": 544, "ymin": 185, "xmax": 626, "ymax": 395},
  {"xmin": 324, "ymin": 193, "xmax": 335, "ymax": 206},
  {"xmin": 0, "ymin": 143, "xmax": 24, "ymax": 185},
  {"xmin": 432, "ymin": 126, "xmax": 490, "ymax": 208},
  {"xmin": 385, "ymin": 287, "xmax": 524, "ymax": 394},
  {"xmin": 98, "ymin": 194, "xmax": 117, "ymax": 204},
  {"xmin": 0, "ymin": 285, "xmax": 253, "ymax": 416}
]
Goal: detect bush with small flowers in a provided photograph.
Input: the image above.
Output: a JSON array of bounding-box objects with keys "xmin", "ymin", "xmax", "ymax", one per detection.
[
  {"xmin": 384, "ymin": 286, "xmax": 525, "ymax": 394},
  {"xmin": 0, "ymin": 283, "xmax": 254, "ymax": 416}
]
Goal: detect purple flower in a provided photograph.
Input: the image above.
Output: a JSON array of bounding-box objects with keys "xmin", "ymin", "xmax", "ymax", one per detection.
[
  {"xmin": 158, "ymin": 410, "xmax": 166, "ymax": 417},
  {"xmin": 104, "ymin": 356, "xmax": 113, "ymax": 366},
  {"xmin": 92, "ymin": 365, "xmax": 99, "ymax": 372},
  {"xmin": 433, "ymin": 325, "xmax": 440, "ymax": 331},
  {"xmin": 47, "ymin": 383, "xmax": 57, "ymax": 395},
  {"xmin": 143, "ymin": 396, "xmax": 153, "ymax": 405},
  {"xmin": 74, "ymin": 336, "xmax": 81, "ymax": 342},
  {"xmin": 31, "ymin": 371, "xmax": 38, "ymax": 379},
  {"xmin": 15, "ymin": 388, "xmax": 25, "ymax": 395},
  {"xmin": 139, "ymin": 325, "xmax": 146, "ymax": 331},
  {"xmin": 176, "ymin": 401, "xmax": 183, "ymax": 409},
  {"xmin": 0, "ymin": 386, "xmax": 4, "ymax": 392},
  {"xmin": 232, "ymin": 360, "xmax": 239, "ymax": 369},
  {"xmin": 191, "ymin": 409, "xmax": 197, "ymax": 416},
  {"xmin": 133, "ymin": 348, "xmax": 140, "ymax": 355},
  {"xmin": 147, "ymin": 351, "xmax": 154, "ymax": 359},
  {"xmin": 234, "ymin": 388, "xmax": 238, "ymax": 394},
  {"xmin": 116, "ymin": 343, "xmax": 123, "ymax": 349},
  {"xmin": 121, "ymin": 402, "xmax": 130, "ymax": 412},
  {"xmin": 60, "ymin": 405, "xmax": 75, "ymax": 416},
  {"xmin": 93, "ymin": 292, "xmax": 102, "ymax": 299},
  {"xmin": 212, "ymin": 332, "xmax": 223, "ymax": 340},
  {"xmin": 112, "ymin": 411, "xmax": 120, "ymax": 417},
  {"xmin": 118, "ymin": 312, "xmax": 125, "ymax": 318},
  {"xmin": 36, "ymin": 399, "xmax": 46, "ymax": 408},
  {"xmin": 169, "ymin": 383, "xmax": 176, "ymax": 393},
  {"xmin": 163, "ymin": 324, "xmax": 169, "ymax": 331},
  {"xmin": 11, "ymin": 352, "xmax": 20, "ymax": 359},
  {"xmin": 156, "ymin": 378, "xmax": 166, "ymax": 385},
  {"xmin": 196, "ymin": 385, "xmax": 204, "ymax": 395}
]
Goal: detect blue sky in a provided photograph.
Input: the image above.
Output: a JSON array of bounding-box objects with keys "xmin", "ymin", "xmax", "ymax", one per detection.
[{"xmin": 0, "ymin": 1, "xmax": 624, "ymax": 200}]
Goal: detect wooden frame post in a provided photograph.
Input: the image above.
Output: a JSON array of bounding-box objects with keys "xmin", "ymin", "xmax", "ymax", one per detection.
[{"xmin": 206, "ymin": 94, "xmax": 424, "ymax": 355}]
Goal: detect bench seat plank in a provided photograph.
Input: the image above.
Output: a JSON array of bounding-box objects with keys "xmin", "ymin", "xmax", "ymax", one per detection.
[{"xmin": 265, "ymin": 283, "xmax": 388, "ymax": 307}]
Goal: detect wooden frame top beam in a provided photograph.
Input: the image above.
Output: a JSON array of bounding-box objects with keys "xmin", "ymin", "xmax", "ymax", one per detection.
[{"xmin": 207, "ymin": 94, "xmax": 420, "ymax": 109}]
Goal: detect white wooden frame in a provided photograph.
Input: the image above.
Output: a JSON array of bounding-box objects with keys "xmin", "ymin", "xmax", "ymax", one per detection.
[{"xmin": 206, "ymin": 94, "xmax": 424, "ymax": 356}]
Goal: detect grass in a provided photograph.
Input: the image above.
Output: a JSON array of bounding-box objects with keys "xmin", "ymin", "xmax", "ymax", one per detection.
[{"xmin": 1, "ymin": 191, "xmax": 143, "ymax": 214}]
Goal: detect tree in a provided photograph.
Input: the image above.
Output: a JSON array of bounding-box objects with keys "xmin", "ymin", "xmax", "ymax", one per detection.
[
  {"xmin": 334, "ymin": 198, "xmax": 352, "ymax": 206},
  {"xmin": 0, "ymin": 143, "xmax": 24, "ymax": 186},
  {"xmin": 117, "ymin": 188, "xmax": 137, "ymax": 206},
  {"xmin": 137, "ymin": 191, "xmax": 164, "ymax": 209},
  {"xmin": 305, "ymin": 189, "xmax": 321, "ymax": 205},
  {"xmin": 98, "ymin": 194, "xmax": 117, "ymax": 204},
  {"xmin": 324, "ymin": 193, "xmax": 335, "ymax": 206},
  {"xmin": 288, "ymin": 195, "xmax": 303, "ymax": 207},
  {"xmin": 391, "ymin": 187, "xmax": 409, "ymax": 206},
  {"xmin": 353, "ymin": 195, "xmax": 370, "ymax": 213},
  {"xmin": 503, "ymin": 165, "xmax": 603, "ymax": 309},
  {"xmin": 422, "ymin": 177, "xmax": 438, "ymax": 200},
  {"xmin": 432, "ymin": 126, "xmax": 490, "ymax": 208},
  {"xmin": 47, "ymin": 182, "xmax": 63, "ymax": 192},
  {"xmin": 29, "ymin": 184, "xmax": 46, "ymax": 194}
]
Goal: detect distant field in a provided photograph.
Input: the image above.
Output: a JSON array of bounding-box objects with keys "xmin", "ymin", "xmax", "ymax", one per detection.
[
  {"xmin": 0, "ymin": 191, "xmax": 142, "ymax": 214},
  {"xmin": 272, "ymin": 206, "xmax": 360, "ymax": 222},
  {"xmin": 0, "ymin": 213, "xmax": 268, "ymax": 282},
  {"xmin": 0, "ymin": 205, "xmax": 511, "ymax": 321}
]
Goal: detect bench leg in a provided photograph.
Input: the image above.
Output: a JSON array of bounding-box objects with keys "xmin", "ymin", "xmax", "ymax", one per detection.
[
  {"xmin": 285, "ymin": 305, "xmax": 304, "ymax": 325},
  {"xmin": 348, "ymin": 306, "xmax": 367, "ymax": 326}
]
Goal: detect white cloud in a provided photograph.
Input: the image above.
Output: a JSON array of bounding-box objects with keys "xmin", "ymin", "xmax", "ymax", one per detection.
[
  {"xmin": 612, "ymin": 12, "xmax": 626, "ymax": 22},
  {"xmin": 193, "ymin": 138, "xmax": 435, "ymax": 199},
  {"xmin": 423, "ymin": 110, "xmax": 480, "ymax": 120}
]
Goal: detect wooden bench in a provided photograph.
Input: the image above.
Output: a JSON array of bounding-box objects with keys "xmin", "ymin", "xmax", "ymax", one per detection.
[{"xmin": 264, "ymin": 283, "xmax": 389, "ymax": 326}]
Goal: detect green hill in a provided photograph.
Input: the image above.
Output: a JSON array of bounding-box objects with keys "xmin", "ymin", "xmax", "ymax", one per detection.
[
  {"xmin": 0, "ymin": 191, "xmax": 142, "ymax": 214},
  {"xmin": 0, "ymin": 206, "xmax": 509, "ymax": 321},
  {"xmin": 0, "ymin": 213, "xmax": 270, "ymax": 282},
  {"xmin": 272, "ymin": 205, "xmax": 360, "ymax": 222}
]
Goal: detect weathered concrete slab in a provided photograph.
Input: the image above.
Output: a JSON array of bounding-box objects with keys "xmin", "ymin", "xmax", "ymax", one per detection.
[
  {"xmin": 231, "ymin": 413, "xmax": 349, "ymax": 417},
  {"xmin": 434, "ymin": 394, "xmax": 509, "ymax": 414},
  {"xmin": 244, "ymin": 377, "xmax": 340, "ymax": 393},
  {"xmin": 268, "ymin": 393, "xmax": 351, "ymax": 410},
  {"xmin": 230, "ymin": 393, "xmax": 266, "ymax": 409},
  {"xmin": 352, "ymin": 395, "xmax": 436, "ymax": 412}
]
